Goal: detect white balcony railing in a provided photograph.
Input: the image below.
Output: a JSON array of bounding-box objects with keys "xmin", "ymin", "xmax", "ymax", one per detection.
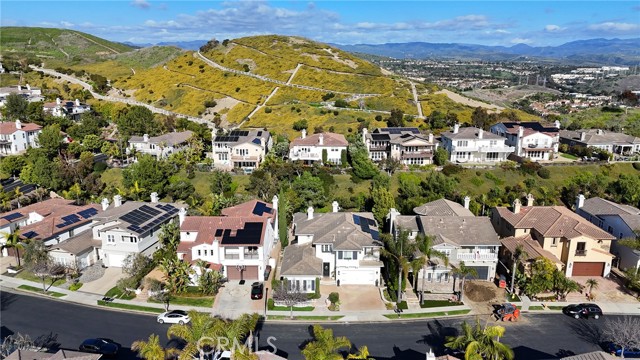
[
  {"xmin": 456, "ymin": 252, "xmax": 498, "ymax": 261},
  {"xmin": 293, "ymin": 152, "xmax": 321, "ymax": 160}
]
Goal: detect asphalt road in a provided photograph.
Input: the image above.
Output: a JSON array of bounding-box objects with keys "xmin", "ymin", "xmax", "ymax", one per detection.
[{"xmin": 1, "ymin": 290, "xmax": 632, "ymax": 360}]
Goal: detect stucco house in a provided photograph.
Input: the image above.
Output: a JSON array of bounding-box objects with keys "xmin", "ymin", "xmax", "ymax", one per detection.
[
  {"xmin": 440, "ymin": 124, "xmax": 514, "ymax": 163},
  {"xmin": 128, "ymin": 130, "xmax": 194, "ymax": 159},
  {"xmin": 280, "ymin": 202, "xmax": 383, "ymax": 291},
  {"xmin": 559, "ymin": 129, "xmax": 640, "ymax": 155},
  {"xmin": 212, "ymin": 129, "xmax": 272, "ymax": 171},
  {"xmin": 177, "ymin": 198, "xmax": 278, "ymax": 282},
  {"xmin": 362, "ymin": 127, "xmax": 438, "ymax": 165},
  {"xmin": 490, "ymin": 121, "xmax": 560, "ymax": 160},
  {"xmin": 575, "ymin": 195, "xmax": 640, "ymax": 273},
  {"xmin": 43, "ymin": 98, "xmax": 91, "ymax": 120},
  {"xmin": 492, "ymin": 195, "xmax": 616, "ymax": 277},
  {"xmin": 0, "ymin": 120, "xmax": 42, "ymax": 155},
  {"xmin": 388, "ymin": 198, "xmax": 501, "ymax": 294},
  {"xmin": 288, "ymin": 130, "xmax": 348, "ymax": 165}
]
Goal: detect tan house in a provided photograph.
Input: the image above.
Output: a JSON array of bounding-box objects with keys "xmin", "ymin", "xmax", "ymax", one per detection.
[
  {"xmin": 212, "ymin": 129, "xmax": 272, "ymax": 172},
  {"xmin": 492, "ymin": 195, "xmax": 616, "ymax": 277}
]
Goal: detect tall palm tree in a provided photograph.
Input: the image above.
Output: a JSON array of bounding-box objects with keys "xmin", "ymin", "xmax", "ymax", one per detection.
[
  {"xmin": 585, "ymin": 278, "xmax": 599, "ymax": 300},
  {"xmin": 380, "ymin": 229, "xmax": 417, "ymax": 303},
  {"xmin": 167, "ymin": 311, "xmax": 218, "ymax": 360},
  {"xmin": 302, "ymin": 325, "xmax": 351, "ymax": 360},
  {"xmin": 445, "ymin": 320, "xmax": 514, "ymax": 360},
  {"xmin": 415, "ymin": 234, "xmax": 449, "ymax": 305},
  {"xmin": 232, "ymin": 345, "xmax": 258, "ymax": 360},
  {"xmin": 132, "ymin": 334, "xmax": 178, "ymax": 360},
  {"xmin": 2, "ymin": 228, "xmax": 23, "ymax": 267},
  {"xmin": 213, "ymin": 313, "xmax": 260, "ymax": 351},
  {"xmin": 451, "ymin": 261, "xmax": 478, "ymax": 302},
  {"xmin": 510, "ymin": 245, "xmax": 528, "ymax": 295}
]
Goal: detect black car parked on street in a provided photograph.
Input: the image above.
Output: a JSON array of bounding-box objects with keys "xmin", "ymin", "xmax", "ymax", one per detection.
[{"xmin": 563, "ymin": 303, "xmax": 603, "ymax": 319}]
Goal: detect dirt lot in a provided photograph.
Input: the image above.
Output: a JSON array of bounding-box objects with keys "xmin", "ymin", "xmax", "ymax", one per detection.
[{"xmin": 463, "ymin": 280, "xmax": 506, "ymax": 315}]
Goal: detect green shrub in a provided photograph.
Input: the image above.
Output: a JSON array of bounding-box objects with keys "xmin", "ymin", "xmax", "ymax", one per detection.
[
  {"xmin": 484, "ymin": 172, "xmax": 504, "ymax": 185},
  {"xmin": 69, "ymin": 282, "xmax": 83, "ymax": 291},
  {"xmin": 633, "ymin": 162, "xmax": 640, "ymax": 170},
  {"xmin": 328, "ymin": 292, "xmax": 339, "ymax": 305},
  {"xmin": 442, "ymin": 164, "xmax": 463, "ymax": 176},
  {"xmin": 267, "ymin": 298, "xmax": 275, "ymax": 310},
  {"xmin": 397, "ymin": 301, "xmax": 408, "ymax": 310},
  {"xmin": 537, "ymin": 167, "xmax": 551, "ymax": 179},
  {"xmin": 470, "ymin": 177, "xmax": 484, "ymax": 187}
]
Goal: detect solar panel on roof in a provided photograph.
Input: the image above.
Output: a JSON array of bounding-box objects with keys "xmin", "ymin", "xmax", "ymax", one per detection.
[
  {"xmin": 2, "ymin": 213, "xmax": 23, "ymax": 221},
  {"xmin": 252, "ymin": 202, "xmax": 272, "ymax": 216},
  {"xmin": 352, "ymin": 214, "xmax": 361, "ymax": 225},
  {"xmin": 257, "ymin": 131, "xmax": 262, "ymax": 136},
  {"xmin": 252, "ymin": 138, "xmax": 261, "ymax": 145},
  {"xmin": 56, "ymin": 223, "xmax": 66, "ymax": 228},
  {"xmin": 229, "ymin": 130, "xmax": 249, "ymax": 137},
  {"xmin": 78, "ymin": 208, "xmax": 98, "ymax": 219},
  {"xmin": 360, "ymin": 221, "xmax": 370, "ymax": 233},
  {"xmin": 215, "ymin": 229, "xmax": 223, "ymax": 237},
  {"xmin": 139, "ymin": 205, "xmax": 161, "ymax": 216},
  {"xmin": 220, "ymin": 222, "xmax": 263, "ymax": 245},
  {"xmin": 23, "ymin": 231, "xmax": 38, "ymax": 239},
  {"xmin": 62, "ymin": 214, "xmax": 80, "ymax": 222},
  {"xmin": 370, "ymin": 230, "xmax": 380, "ymax": 241}
]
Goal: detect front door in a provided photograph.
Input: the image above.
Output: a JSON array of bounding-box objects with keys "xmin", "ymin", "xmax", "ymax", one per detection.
[{"xmin": 323, "ymin": 263, "xmax": 330, "ymax": 277}]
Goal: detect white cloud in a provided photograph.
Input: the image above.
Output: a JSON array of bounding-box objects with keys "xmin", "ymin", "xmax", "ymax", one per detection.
[
  {"xmin": 544, "ymin": 25, "xmax": 564, "ymax": 32},
  {"xmin": 588, "ymin": 22, "xmax": 639, "ymax": 32},
  {"xmin": 131, "ymin": 0, "xmax": 151, "ymax": 10},
  {"xmin": 510, "ymin": 37, "xmax": 532, "ymax": 44},
  {"xmin": 60, "ymin": 21, "xmax": 74, "ymax": 27}
]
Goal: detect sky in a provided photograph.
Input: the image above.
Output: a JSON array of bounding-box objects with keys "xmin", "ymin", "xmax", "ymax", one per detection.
[{"xmin": 1, "ymin": 1, "xmax": 639, "ymax": 46}]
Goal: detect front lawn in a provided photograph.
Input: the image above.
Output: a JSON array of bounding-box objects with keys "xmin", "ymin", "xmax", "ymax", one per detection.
[
  {"xmin": 16, "ymin": 271, "xmax": 66, "ymax": 287},
  {"xmin": 267, "ymin": 315, "xmax": 343, "ymax": 321},
  {"xmin": 419, "ymin": 300, "xmax": 464, "ymax": 308},
  {"xmin": 149, "ymin": 295, "xmax": 215, "ymax": 307},
  {"xmin": 97, "ymin": 300, "xmax": 165, "ymax": 313},
  {"xmin": 18, "ymin": 285, "xmax": 66, "ymax": 298},
  {"xmin": 560, "ymin": 153, "xmax": 578, "ymax": 160},
  {"xmin": 384, "ymin": 309, "xmax": 470, "ymax": 319},
  {"xmin": 104, "ymin": 286, "xmax": 136, "ymax": 300},
  {"xmin": 528, "ymin": 306, "xmax": 545, "ymax": 311}
]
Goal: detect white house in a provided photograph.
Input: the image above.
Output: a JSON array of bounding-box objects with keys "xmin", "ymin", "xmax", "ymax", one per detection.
[
  {"xmin": 43, "ymin": 98, "xmax": 91, "ymax": 120},
  {"xmin": 289, "ymin": 130, "xmax": 348, "ymax": 165},
  {"xmin": 128, "ymin": 131, "xmax": 194, "ymax": 159},
  {"xmin": 440, "ymin": 124, "xmax": 514, "ymax": 163},
  {"xmin": 575, "ymin": 196, "xmax": 640, "ymax": 273},
  {"xmin": 559, "ymin": 129, "xmax": 640, "ymax": 155},
  {"xmin": 280, "ymin": 203, "xmax": 383, "ymax": 291},
  {"xmin": 177, "ymin": 198, "xmax": 278, "ymax": 282},
  {"xmin": 212, "ymin": 129, "xmax": 272, "ymax": 171},
  {"xmin": 363, "ymin": 127, "xmax": 438, "ymax": 165},
  {"xmin": 0, "ymin": 84, "xmax": 43, "ymax": 107},
  {"xmin": 490, "ymin": 121, "xmax": 560, "ymax": 160},
  {"xmin": 0, "ymin": 120, "xmax": 42, "ymax": 155}
]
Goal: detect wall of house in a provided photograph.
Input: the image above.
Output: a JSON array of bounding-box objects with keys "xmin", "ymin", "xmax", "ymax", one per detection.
[
  {"xmin": 281, "ymin": 275, "xmax": 317, "ymax": 294},
  {"xmin": 314, "ymin": 243, "xmax": 335, "ymax": 275},
  {"xmin": 50, "ymin": 248, "xmax": 95, "ymax": 270},
  {"xmin": 442, "ymin": 135, "xmax": 513, "ymax": 163},
  {"xmin": 289, "ymin": 145, "xmax": 347, "ymax": 164},
  {"xmin": 296, "ymin": 234, "xmax": 314, "ymax": 245},
  {"xmin": 560, "ymin": 235, "xmax": 613, "ymax": 277}
]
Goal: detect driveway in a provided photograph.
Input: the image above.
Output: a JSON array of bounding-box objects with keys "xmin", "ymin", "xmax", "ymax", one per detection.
[
  {"xmin": 566, "ymin": 276, "xmax": 638, "ymax": 303},
  {"xmin": 213, "ymin": 281, "xmax": 264, "ymax": 319},
  {"xmin": 320, "ymin": 284, "xmax": 386, "ymax": 311},
  {"xmin": 80, "ymin": 267, "xmax": 125, "ymax": 295}
]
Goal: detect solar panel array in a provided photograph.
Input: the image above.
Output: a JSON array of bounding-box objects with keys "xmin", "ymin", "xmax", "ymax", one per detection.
[
  {"xmin": 23, "ymin": 230, "xmax": 38, "ymax": 239},
  {"xmin": 257, "ymin": 131, "xmax": 263, "ymax": 136},
  {"xmin": 56, "ymin": 214, "xmax": 81, "ymax": 228},
  {"xmin": 123, "ymin": 204, "xmax": 179, "ymax": 235},
  {"xmin": 252, "ymin": 202, "xmax": 272, "ymax": 216},
  {"xmin": 229, "ymin": 130, "xmax": 249, "ymax": 137},
  {"xmin": 251, "ymin": 138, "xmax": 261, "ymax": 145},
  {"xmin": 2, "ymin": 212, "xmax": 23, "ymax": 222},
  {"xmin": 371, "ymin": 134, "xmax": 390, "ymax": 141},
  {"xmin": 383, "ymin": 127, "xmax": 420, "ymax": 135},
  {"xmin": 214, "ymin": 135, "xmax": 240, "ymax": 143},
  {"xmin": 352, "ymin": 215, "xmax": 380, "ymax": 240},
  {"xmin": 220, "ymin": 222, "xmax": 263, "ymax": 245},
  {"xmin": 78, "ymin": 208, "xmax": 99, "ymax": 219}
]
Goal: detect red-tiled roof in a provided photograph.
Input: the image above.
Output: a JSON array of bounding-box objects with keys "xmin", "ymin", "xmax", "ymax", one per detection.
[
  {"xmin": 0, "ymin": 121, "xmax": 42, "ymax": 135},
  {"xmin": 221, "ymin": 199, "xmax": 275, "ymax": 219},
  {"xmin": 178, "ymin": 216, "xmax": 269, "ymax": 253},
  {"xmin": 290, "ymin": 132, "xmax": 348, "ymax": 147},
  {"xmin": 500, "ymin": 234, "xmax": 563, "ymax": 265},
  {"xmin": 0, "ymin": 198, "xmax": 76, "ymax": 226},
  {"xmin": 20, "ymin": 204, "xmax": 102, "ymax": 241}
]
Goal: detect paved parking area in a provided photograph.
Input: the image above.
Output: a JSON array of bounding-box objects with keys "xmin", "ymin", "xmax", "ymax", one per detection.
[
  {"xmin": 320, "ymin": 284, "xmax": 386, "ymax": 311},
  {"xmin": 81, "ymin": 267, "xmax": 125, "ymax": 295},
  {"xmin": 213, "ymin": 280, "xmax": 264, "ymax": 318}
]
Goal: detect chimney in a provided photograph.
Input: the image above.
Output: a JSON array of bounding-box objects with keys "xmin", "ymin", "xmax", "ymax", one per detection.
[
  {"xmin": 179, "ymin": 207, "xmax": 187, "ymax": 225},
  {"xmin": 428, "ymin": 133, "xmax": 434, "ymax": 143},
  {"xmin": 56, "ymin": 97, "xmax": 61, "ymax": 105},
  {"xmin": 575, "ymin": 194, "xmax": 585, "ymax": 210},
  {"xmin": 319, "ymin": 133, "xmax": 324, "ymax": 145},
  {"xmin": 260, "ymin": 137, "xmax": 265, "ymax": 149},
  {"xmin": 554, "ymin": 120, "xmax": 561, "ymax": 129},
  {"xmin": 113, "ymin": 195, "xmax": 123, "ymax": 207},
  {"xmin": 453, "ymin": 123, "xmax": 460, "ymax": 134},
  {"xmin": 17, "ymin": 85, "xmax": 22, "ymax": 91},
  {"xmin": 597, "ymin": 129, "xmax": 604, "ymax": 135},
  {"xmin": 272, "ymin": 195, "xmax": 279, "ymax": 211},
  {"xmin": 526, "ymin": 193, "xmax": 534, "ymax": 207},
  {"xmin": 463, "ymin": 196, "xmax": 470, "ymax": 210},
  {"xmin": 518, "ymin": 126, "xmax": 524, "ymax": 138},
  {"xmin": 477, "ymin": 129, "xmax": 484, "ymax": 139},
  {"xmin": 307, "ymin": 206, "xmax": 314, "ymax": 220},
  {"xmin": 362, "ymin": 128, "xmax": 368, "ymax": 144},
  {"xmin": 301, "ymin": 129, "xmax": 307, "ymax": 139},
  {"xmin": 26, "ymin": 84, "xmax": 31, "ymax": 91},
  {"xmin": 15, "ymin": 120, "xmax": 22, "ymax": 129},
  {"xmin": 332, "ymin": 201, "xmax": 339, "ymax": 213},
  {"xmin": 580, "ymin": 131, "xmax": 586, "ymax": 141},
  {"xmin": 143, "ymin": 134, "xmax": 149, "ymax": 142},
  {"xmin": 75, "ymin": 99, "xmax": 80, "ymax": 107},
  {"xmin": 513, "ymin": 199, "xmax": 522, "ymax": 214},
  {"xmin": 101, "ymin": 198, "xmax": 110, "ymax": 211},
  {"xmin": 387, "ymin": 208, "xmax": 400, "ymax": 235},
  {"xmin": 272, "ymin": 195, "xmax": 279, "ymax": 240},
  {"xmin": 425, "ymin": 349, "xmax": 436, "ymax": 360},
  {"xmin": 150, "ymin": 192, "xmax": 159, "ymax": 203}
]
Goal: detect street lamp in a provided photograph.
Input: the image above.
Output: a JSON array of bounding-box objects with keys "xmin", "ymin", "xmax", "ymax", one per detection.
[{"xmin": 264, "ymin": 287, "xmax": 269, "ymax": 317}]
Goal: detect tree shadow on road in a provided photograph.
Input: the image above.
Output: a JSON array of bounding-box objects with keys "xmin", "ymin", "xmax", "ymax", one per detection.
[
  {"xmin": 512, "ymin": 345, "xmax": 557, "ymax": 360},
  {"xmin": 0, "ymin": 291, "xmax": 18, "ymax": 311},
  {"xmin": 568, "ymin": 320, "xmax": 603, "ymax": 344},
  {"xmin": 370, "ymin": 345, "xmax": 427, "ymax": 360},
  {"xmin": 416, "ymin": 319, "xmax": 459, "ymax": 355}
]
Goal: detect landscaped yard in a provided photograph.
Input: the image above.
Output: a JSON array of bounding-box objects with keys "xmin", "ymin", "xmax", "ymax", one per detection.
[
  {"xmin": 97, "ymin": 300, "xmax": 165, "ymax": 313},
  {"xmin": 383, "ymin": 309, "xmax": 471, "ymax": 319},
  {"xmin": 419, "ymin": 300, "xmax": 464, "ymax": 308},
  {"xmin": 16, "ymin": 270, "xmax": 66, "ymax": 287},
  {"xmin": 149, "ymin": 295, "xmax": 215, "ymax": 307},
  {"xmin": 267, "ymin": 315, "xmax": 343, "ymax": 321},
  {"xmin": 104, "ymin": 285, "xmax": 136, "ymax": 300},
  {"xmin": 560, "ymin": 153, "xmax": 578, "ymax": 160},
  {"xmin": 18, "ymin": 284, "xmax": 66, "ymax": 298}
]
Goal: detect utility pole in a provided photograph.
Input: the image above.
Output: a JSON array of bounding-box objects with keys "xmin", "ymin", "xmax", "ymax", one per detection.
[{"xmin": 397, "ymin": 236, "xmax": 403, "ymax": 304}]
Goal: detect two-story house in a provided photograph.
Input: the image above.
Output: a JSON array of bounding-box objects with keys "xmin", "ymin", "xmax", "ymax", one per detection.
[
  {"xmin": 43, "ymin": 98, "xmax": 91, "ymax": 120},
  {"xmin": 388, "ymin": 198, "xmax": 500, "ymax": 294},
  {"xmin": 362, "ymin": 127, "xmax": 438, "ymax": 165},
  {"xmin": 280, "ymin": 203, "xmax": 383, "ymax": 292},
  {"xmin": 289, "ymin": 130, "xmax": 348, "ymax": 165},
  {"xmin": 490, "ymin": 121, "xmax": 560, "ymax": 160},
  {"xmin": 440, "ymin": 124, "xmax": 514, "ymax": 163},
  {"xmin": 575, "ymin": 195, "xmax": 640, "ymax": 273},
  {"xmin": 212, "ymin": 129, "xmax": 272, "ymax": 172},
  {"xmin": 492, "ymin": 195, "xmax": 616, "ymax": 277},
  {"xmin": 177, "ymin": 198, "xmax": 278, "ymax": 282},
  {"xmin": 128, "ymin": 130, "xmax": 194, "ymax": 159},
  {"xmin": 0, "ymin": 84, "xmax": 43, "ymax": 107},
  {"xmin": 559, "ymin": 129, "xmax": 640, "ymax": 155},
  {"xmin": 0, "ymin": 120, "xmax": 42, "ymax": 155}
]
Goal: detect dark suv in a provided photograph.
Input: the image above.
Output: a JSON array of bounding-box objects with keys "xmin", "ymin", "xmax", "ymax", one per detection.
[
  {"xmin": 79, "ymin": 338, "xmax": 119, "ymax": 357},
  {"xmin": 563, "ymin": 303, "xmax": 603, "ymax": 319},
  {"xmin": 251, "ymin": 282, "xmax": 264, "ymax": 300}
]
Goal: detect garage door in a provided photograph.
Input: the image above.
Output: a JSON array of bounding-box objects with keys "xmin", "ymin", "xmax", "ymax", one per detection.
[
  {"xmin": 226, "ymin": 265, "xmax": 259, "ymax": 281},
  {"xmin": 466, "ymin": 266, "xmax": 490, "ymax": 280},
  {"xmin": 572, "ymin": 262, "xmax": 604, "ymax": 276},
  {"xmin": 339, "ymin": 269, "xmax": 377, "ymax": 285},
  {"xmin": 106, "ymin": 253, "xmax": 127, "ymax": 267}
]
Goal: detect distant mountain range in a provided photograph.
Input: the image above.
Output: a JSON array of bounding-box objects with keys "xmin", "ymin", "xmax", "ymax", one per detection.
[
  {"xmin": 122, "ymin": 40, "xmax": 208, "ymax": 51},
  {"xmin": 332, "ymin": 38, "xmax": 640, "ymax": 65}
]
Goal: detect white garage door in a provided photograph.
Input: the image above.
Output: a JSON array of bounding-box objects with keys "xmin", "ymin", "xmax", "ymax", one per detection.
[
  {"xmin": 338, "ymin": 269, "xmax": 378, "ymax": 285},
  {"xmin": 106, "ymin": 253, "xmax": 127, "ymax": 267}
]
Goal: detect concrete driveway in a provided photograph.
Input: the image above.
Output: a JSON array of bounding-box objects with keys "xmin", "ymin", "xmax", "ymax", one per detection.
[
  {"xmin": 320, "ymin": 284, "xmax": 386, "ymax": 311},
  {"xmin": 81, "ymin": 267, "xmax": 125, "ymax": 295},
  {"xmin": 213, "ymin": 281, "xmax": 265, "ymax": 319}
]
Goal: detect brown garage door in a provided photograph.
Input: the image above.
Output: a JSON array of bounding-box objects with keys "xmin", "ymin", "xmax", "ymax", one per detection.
[
  {"xmin": 226, "ymin": 265, "xmax": 259, "ymax": 281},
  {"xmin": 572, "ymin": 262, "xmax": 604, "ymax": 276}
]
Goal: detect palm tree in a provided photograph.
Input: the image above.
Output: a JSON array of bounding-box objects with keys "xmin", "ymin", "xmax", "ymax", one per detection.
[
  {"xmin": 232, "ymin": 345, "xmax": 258, "ymax": 360},
  {"xmin": 451, "ymin": 261, "xmax": 478, "ymax": 302},
  {"xmin": 347, "ymin": 345, "xmax": 373, "ymax": 359},
  {"xmin": 302, "ymin": 325, "xmax": 351, "ymax": 360},
  {"xmin": 213, "ymin": 313, "xmax": 260, "ymax": 352},
  {"xmin": 445, "ymin": 320, "xmax": 514, "ymax": 360},
  {"xmin": 132, "ymin": 334, "xmax": 178, "ymax": 360},
  {"xmin": 129, "ymin": 180, "xmax": 146, "ymax": 201},
  {"xmin": 2, "ymin": 228, "xmax": 23, "ymax": 267},
  {"xmin": 510, "ymin": 245, "xmax": 528, "ymax": 295},
  {"xmin": 167, "ymin": 311, "xmax": 218, "ymax": 360},
  {"xmin": 380, "ymin": 229, "xmax": 417, "ymax": 303},
  {"xmin": 415, "ymin": 234, "xmax": 449, "ymax": 305},
  {"xmin": 585, "ymin": 278, "xmax": 599, "ymax": 300}
]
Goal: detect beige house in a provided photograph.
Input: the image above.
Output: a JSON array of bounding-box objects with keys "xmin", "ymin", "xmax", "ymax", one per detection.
[
  {"xmin": 212, "ymin": 129, "xmax": 272, "ymax": 172},
  {"xmin": 492, "ymin": 195, "xmax": 616, "ymax": 277}
]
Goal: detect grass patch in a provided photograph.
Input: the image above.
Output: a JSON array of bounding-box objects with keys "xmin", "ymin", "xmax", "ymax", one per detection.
[
  {"xmin": 547, "ymin": 306, "xmax": 564, "ymax": 310},
  {"xmin": 560, "ymin": 153, "xmax": 579, "ymax": 160},
  {"xmin": 16, "ymin": 271, "xmax": 66, "ymax": 287},
  {"xmin": 384, "ymin": 309, "xmax": 471, "ymax": 319},
  {"xmin": 528, "ymin": 306, "xmax": 545, "ymax": 311},
  {"xmin": 104, "ymin": 285, "xmax": 136, "ymax": 300},
  {"xmin": 17, "ymin": 285, "xmax": 66, "ymax": 298},
  {"xmin": 97, "ymin": 300, "xmax": 165, "ymax": 313},
  {"xmin": 419, "ymin": 300, "xmax": 464, "ymax": 308},
  {"xmin": 149, "ymin": 295, "xmax": 215, "ymax": 307},
  {"xmin": 267, "ymin": 315, "xmax": 343, "ymax": 321}
]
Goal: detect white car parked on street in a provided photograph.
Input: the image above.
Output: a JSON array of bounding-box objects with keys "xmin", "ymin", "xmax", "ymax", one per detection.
[{"xmin": 157, "ymin": 310, "xmax": 190, "ymax": 324}]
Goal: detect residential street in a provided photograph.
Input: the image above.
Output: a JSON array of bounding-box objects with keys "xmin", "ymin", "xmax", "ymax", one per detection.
[{"xmin": 2, "ymin": 289, "xmax": 633, "ymax": 360}]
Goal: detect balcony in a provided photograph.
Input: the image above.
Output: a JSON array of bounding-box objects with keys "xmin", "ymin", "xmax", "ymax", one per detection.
[
  {"xmin": 231, "ymin": 154, "xmax": 260, "ymax": 161},
  {"xmin": 575, "ymin": 249, "xmax": 588, "ymax": 256},
  {"xmin": 225, "ymin": 254, "xmax": 240, "ymax": 260},
  {"xmin": 456, "ymin": 252, "xmax": 498, "ymax": 261},
  {"xmin": 244, "ymin": 253, "xmax": 259, "ymax": 260},
  {"xmin": 292, "ymin": 152, "xmax": 321, "ymax": 160}
]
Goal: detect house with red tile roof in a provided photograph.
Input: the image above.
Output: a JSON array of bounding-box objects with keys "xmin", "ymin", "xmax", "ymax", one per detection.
[
  {"xmin": 490, "ymin": 121, "xmax": 560, "ymax": 160},
  {"xmin": 43, "ymin": 98, "xmax": 91, "ymax": 120},
  {"xmin": 0, "ymin": 120, "xmax": 42, "ymax": 155},
  {"xmin": 289, "ymin": 130, "xmax": 348, "ymax": 165},
  {"xmin": 491, "ymin": 194, "xmax": 616, "ymax": 277},
  {"xmin": 178, "ymin": 197, "xmax": 278, "ymax": 283}
]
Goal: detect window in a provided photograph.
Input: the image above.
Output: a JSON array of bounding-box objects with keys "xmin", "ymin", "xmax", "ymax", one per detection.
[
  {"xmin": 204, "ymin": 249, "xmax": 208, "ymax": 256},
  {"xmin": 486, "ymin": 152, "xmax": 499, "ymax": 161},
  {"xmin": 123, "ymin": 236, "xmax": 138, "ymax": 243},
  {"xmin": 337, "ymin": 251, "xmax": 342, "ymax": 260},
  {"xmin": 236, "ymin": 148, "xmax": 248, "ymax": 156},
  {"xmin": 576, "ymin": 242, "xmax": 587, "ymax": 256},
  {"xmin": 364, "ymin": 247, "xmax": 373, "ymax": 255},
  {"xmin": 244, "ymin": 246, "xmax": 259, "ymax": 259},
  {"xmin": 321, "ymin": 244, "xmax": 332, "ymax": 253},
  {"xmin": 219, "ymin": 153, "xmax": 228, "ymax": 161},
  {"xmin": 198, "ymin": 249, "xmax": 201, "ymax": 256},
  {"xmin": 489, "ymin": 140, "xmax": 497, "ymax": 146},
  {"xmin": 107, "ymin": 234, "xmax": 115, "ymax": 243},
  {"xmin": 552, "ymin": 238, "xmax": 558, "ymax": 246},
  {"xmin": 456, "ymin": 140, "xmax": 468, "ymax": 147}
]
